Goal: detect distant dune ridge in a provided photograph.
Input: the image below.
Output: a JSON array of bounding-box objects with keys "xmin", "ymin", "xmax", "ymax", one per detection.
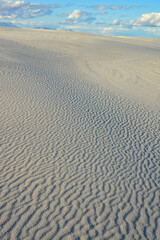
[{"xmin": 0, "ymin": 27, "xmax": 160, "ymax": 239}]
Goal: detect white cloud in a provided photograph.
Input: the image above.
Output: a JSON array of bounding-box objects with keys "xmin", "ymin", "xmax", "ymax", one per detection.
[
  {"xmin": 67, "ymin": 10, "xmax": 81, "ymax": 23},
  {"xmin": 112, "ymin": 19, "xmax": 120, "ymax": 25},
  {"xmin": 101, "ymin": 27, "xmax": 112, "ymax": 33},
  {"xmin": 0, "ymin": 0, "xmax": 58, "ymax": 19},
  {"xmin": 66, "ymin": 9, "xmax": 96, "ymax": 24},
  {"xmin": 96, "ymin": 5, "xmax": 107, "ymax": 11},
  {"xmin": 136, "ymin": 12, "xmax": 160, "ymax": 27},
  {"xmin": 129, "ymin": 12, "xmax": 160, "ymax": 27},
  {"xmin": 0, "ymin": 14, "xmax": 16, "ymax": 19},
  {"xmin": 145, "ymin": 27, "xmax": 160, "ymax": 35}
]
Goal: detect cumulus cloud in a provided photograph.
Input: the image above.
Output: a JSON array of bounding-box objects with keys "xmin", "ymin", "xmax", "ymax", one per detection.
[
  {"xmin": 111, "ymin": 13, "xmax": 160, "ymax": 30},
  {"xmin": 0, "ymin": 0, "xmax": 58, "ymax": 19},
  {"xmin": 66, "ymin": 9, "xmax": 96, "ymax": 24},
  {"xmin": 67, "ymin": 10, "xmax": 82, "ymax": 23},
  {"xmin": 133, "ymin": 12, "xmax": 160, "ymax": 27}
]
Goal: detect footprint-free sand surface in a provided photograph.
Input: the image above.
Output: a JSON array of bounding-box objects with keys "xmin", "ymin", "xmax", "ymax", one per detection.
[{"xmin": 0, "ymin": 27, "xmax": 160, "ymax": 239}]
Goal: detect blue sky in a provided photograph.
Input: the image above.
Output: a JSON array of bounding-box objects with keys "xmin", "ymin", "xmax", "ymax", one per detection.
[{"xmin": 0, "ymin": 0, "xmax": 160, "ymax": 37}]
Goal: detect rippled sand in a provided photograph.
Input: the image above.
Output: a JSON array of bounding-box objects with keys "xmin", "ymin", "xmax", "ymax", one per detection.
[{"xmin": 0, "ymin": 27, "xmax": 160, "ymax": 239}]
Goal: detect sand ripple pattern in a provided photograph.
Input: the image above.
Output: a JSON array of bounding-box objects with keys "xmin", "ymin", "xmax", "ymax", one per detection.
[{"xmin": 0, "ymin": 39, "xmax": 160, "ymax": 240}]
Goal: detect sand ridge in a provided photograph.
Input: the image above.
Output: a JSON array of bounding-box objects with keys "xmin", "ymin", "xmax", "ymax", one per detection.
[{"xmin": 0, "ymin": 28, "xmax": 160, "ymax": 239}]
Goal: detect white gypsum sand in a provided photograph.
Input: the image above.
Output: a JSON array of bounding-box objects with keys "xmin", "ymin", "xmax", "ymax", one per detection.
[{"xmin": 0, "ymin": 27, "xmax": 160, "ymax": 239}]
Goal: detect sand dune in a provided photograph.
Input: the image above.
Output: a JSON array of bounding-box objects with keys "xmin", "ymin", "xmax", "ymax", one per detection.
[{"xmin": 0, "ymin": 27, "xmax": 160, "ymax": 239}]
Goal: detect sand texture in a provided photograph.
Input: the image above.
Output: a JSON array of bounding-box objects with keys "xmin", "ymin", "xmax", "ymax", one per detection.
[{"xmin": 0, "ymin": 27, "xmax": 160, "ymax": 239}]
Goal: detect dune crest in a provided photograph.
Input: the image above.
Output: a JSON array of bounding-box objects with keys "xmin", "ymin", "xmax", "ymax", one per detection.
[{"xmin": 0, "ymin": 28, "xmax": 160, "ymax": 239}]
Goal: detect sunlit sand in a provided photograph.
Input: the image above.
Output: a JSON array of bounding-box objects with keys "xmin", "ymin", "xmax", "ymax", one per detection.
[{"xmin": 0, "ymin": 27, "xmax": 160, "ymax": 239}]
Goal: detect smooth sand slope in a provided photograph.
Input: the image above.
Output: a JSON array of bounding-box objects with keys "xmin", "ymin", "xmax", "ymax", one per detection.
[{"xmin": 0, "ymin": 27, "xmax": 160, "ymax": 239}]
